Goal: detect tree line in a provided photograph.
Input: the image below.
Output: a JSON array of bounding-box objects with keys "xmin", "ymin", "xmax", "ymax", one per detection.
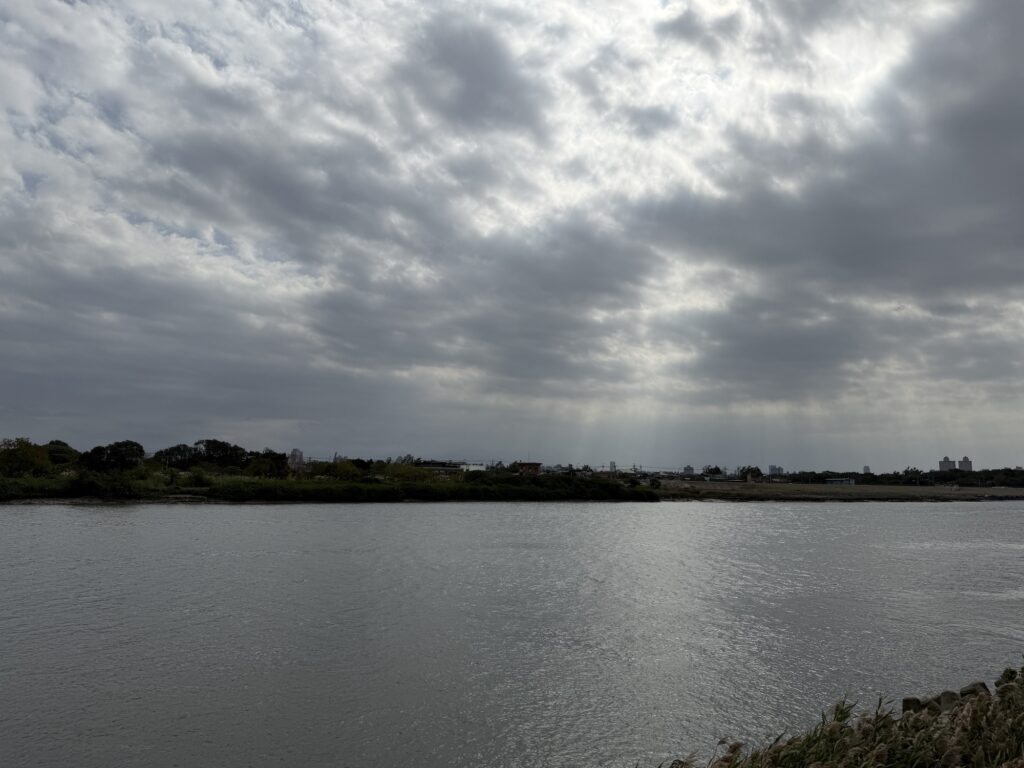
[
  {"xmin": 0, "ymin": 437, "xmax": 292, "ymax": 478},
  {"xmin": 0, "ymin": 437, "xmax": 659, "ymax": 503},
  {"xmin": 785, "ymin": 467, "xmax": 1024, "ymax": 488}
]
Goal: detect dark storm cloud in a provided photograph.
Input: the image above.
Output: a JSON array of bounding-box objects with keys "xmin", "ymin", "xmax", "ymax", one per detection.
[
  {"xmin": 656, "ymin": 9, "xmax": 741, "ymax": 57},
  {"xmin": 397, "ymin": 14, "xmax": 551, "ymax": 142}
]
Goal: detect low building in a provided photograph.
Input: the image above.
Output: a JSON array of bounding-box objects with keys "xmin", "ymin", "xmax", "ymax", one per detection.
[
  {"xmin": 414, "ymin": 460, "xmax": 465, "ymax": 477},
  {"xmin": 541, "ymin": 464, "xmax": 574, "ymax": 474},
  {"xmin": 515, "ymin": 461, "xmax": 542, "ymax": 476},
  {"xmin": 825, "ymin": 477, "xmax": 856, "ymax": 485}
]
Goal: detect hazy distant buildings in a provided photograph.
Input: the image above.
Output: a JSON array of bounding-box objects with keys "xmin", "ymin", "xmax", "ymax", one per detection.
[
  {"xmin": 863, "ymin": 465, "xmax": 871, "ymax": 474},
  {"xmin": 939, "ymin": 455, "xmax": 973, "ymax": 471},
  {"xmin": 515, "ymin": 462, "xmax": 542, "ymax": 476},
  {"xmin": 767, "ymin": 464, "xmax": 784, "ymax": 476},
  {"xmin": 609, "ymin": 461, "xmax": 617, "ymax": 473},
  {"xmin": 541, "ymin": 464, "xmax": 574, "ymax": 474},
  {"xmin": 288, "ymin": 448, "xmax": 305, "ymax": 471},
  {"xmin": 682, "ymin": 464, "xmax": 694, "ymax": 474}
]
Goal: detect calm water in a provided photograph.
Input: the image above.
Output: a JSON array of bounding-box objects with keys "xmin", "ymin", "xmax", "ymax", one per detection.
[{"xmin": 2, "ymin": 501, "xmax": 1023, "ymax": 767}]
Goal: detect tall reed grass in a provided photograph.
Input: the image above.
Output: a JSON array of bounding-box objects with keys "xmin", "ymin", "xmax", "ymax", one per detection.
[{"xmin": 661, "ymin": 665, "xmax": 1024, "ymax": 768}]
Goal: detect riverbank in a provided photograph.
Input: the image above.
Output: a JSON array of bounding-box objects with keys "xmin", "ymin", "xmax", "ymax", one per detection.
[
  {"xmin": 0, "ymin": 474, "xmax": 660, "ymax": 504},
  {"xmin": 660, "ymin": 482, "xmax": 1024, "ymax": 502},
  {"xmin": 666, "ymin": 665, "xmax": 1024, "ymax": 768},
  {"xmin": 6, "ymin": 476, "xmax": 1024, "ymax": 505}
]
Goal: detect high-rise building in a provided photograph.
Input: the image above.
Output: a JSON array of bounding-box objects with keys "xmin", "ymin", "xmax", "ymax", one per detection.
[
  {"xmin": 939, "ymin": 456, "xmax": 956, "ymax": 471},
  {"xmin": 958, "ymin": 456, "xmax": 973, "ymax": 472},
  {"xmin": 768, "ymin": 464, "xmax": 784, "ymax": 476},
  {"xmin": 863, "ymin": 465, "xmax": 871, "ymax": 474},
  {"xmin": 682, "ymin": 464, "xmax": 694, "ymax": 474}
]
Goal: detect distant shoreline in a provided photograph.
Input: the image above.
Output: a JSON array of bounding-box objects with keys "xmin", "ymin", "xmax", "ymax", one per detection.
[
  {"xmin": 4, "ymin": 482, "xmax": 1024, "ymax": 505},
  {"xmin": 0, "ymin": 476, "xmax": 659, "ymax": 505},
  {"xmin": 659, "ymin": 482, "xmax": 1024, "ymax": 503}
]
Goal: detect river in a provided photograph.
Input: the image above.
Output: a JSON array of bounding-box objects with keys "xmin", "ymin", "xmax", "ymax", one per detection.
[{"xmin": 2, "ymin": 501, "xmax": 1023, "ymax": 767}]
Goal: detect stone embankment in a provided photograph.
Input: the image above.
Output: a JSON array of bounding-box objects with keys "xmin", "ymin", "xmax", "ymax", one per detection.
[{"xmin": 902, "ymin": 680, "xmax": 993, "ymax": 715}]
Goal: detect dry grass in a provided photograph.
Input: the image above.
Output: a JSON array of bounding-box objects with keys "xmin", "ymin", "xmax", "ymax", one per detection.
[
  {"xmin": 660, "ymin": 482, "xmax": 1024, "ymax": 502},
  {"xmin": 661, "ymin": 667, "xmax": 1024, "ymax": 768}
]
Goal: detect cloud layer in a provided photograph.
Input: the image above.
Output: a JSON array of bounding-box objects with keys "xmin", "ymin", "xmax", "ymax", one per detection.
[{"xmin": 2, "ymin": 0, "xmax": 1022, "ymax": 470}]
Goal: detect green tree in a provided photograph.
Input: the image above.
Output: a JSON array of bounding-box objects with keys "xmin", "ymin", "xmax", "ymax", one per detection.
[
  {"xmin": 194, "ymin": 439, "xmax": 248, "ymax": 469},
  {"xmin": 0, "ymin": 438, "xmax": 52, "ymax": 477},
  {"xmin": 80, "ymin": 440, "xmax": 145, "ymax": 472},
  {"xmin": 153, "ymin": 443, "xmax": 200, "ymax": 470},
  {"xmin": 45, "ymin": 440, "xmax": 79, "ymax": 466},
  {"xmin": 244, "ymin": 449, "xmax": 288, "ymax": 478}
]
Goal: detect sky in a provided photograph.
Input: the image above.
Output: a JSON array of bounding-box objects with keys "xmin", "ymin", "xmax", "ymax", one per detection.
[{"xmin": 1, "ymin": 0, "xmax": 1023, "ymax": 471}]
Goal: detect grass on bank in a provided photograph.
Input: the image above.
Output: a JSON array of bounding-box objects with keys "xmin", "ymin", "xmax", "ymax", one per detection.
[
  {"xmin": 660, "ymin": 665, "xmax": 1024, "ymax": 768},
  {"xmin": 0, "ymin": 471, "xmax": 659, "ymax": 503}
]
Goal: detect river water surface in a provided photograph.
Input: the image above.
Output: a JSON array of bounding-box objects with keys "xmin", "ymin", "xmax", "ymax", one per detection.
[{"xmin": 2, "ymin": 501, "xmax": 1023, "ymax": 767}]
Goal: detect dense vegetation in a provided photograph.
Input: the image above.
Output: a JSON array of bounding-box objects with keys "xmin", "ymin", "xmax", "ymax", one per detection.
[
  {"xmin": 0, "ymin": 437, "xmax": 658, "ymax": 503},
  {"xmin": 666, "ymin": 664, "xmax": 1024, "ymax": 768},
  {"xmin": 785, "ymin": 467, "xmax": 1024, "ymax": 488}
]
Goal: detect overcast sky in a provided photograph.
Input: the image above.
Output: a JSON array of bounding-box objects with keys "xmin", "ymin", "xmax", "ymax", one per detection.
[{"xmin": 2, "ymin": 0, "xmax": 1023, "ymax": 470}]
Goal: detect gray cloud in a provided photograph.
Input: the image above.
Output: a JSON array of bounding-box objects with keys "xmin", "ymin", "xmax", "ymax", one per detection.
[
  {"xmin": 621, "ymin": 105, "xmax": 680, "ymax": 139},
  {"xmin": 565, "ymin": 44, "xmax": 639, "ymax": 113},
  {"xmin": 397, "ymin": 14, "xmax": 551, "ymax": 142},
  {"xmin": 306, "ymin": 214, "xmax": 662, "ymax": 397},
  {"xmin": 656, "ymin": 9, "xmax": 742, "ymax": 57},
  {"xmin": 2, "ymin": 0, "xmax": 1023, "ymax": 470},
  {"xmin": 633, "ymin": 0, "xmax": 1024, "ymax": 409}
]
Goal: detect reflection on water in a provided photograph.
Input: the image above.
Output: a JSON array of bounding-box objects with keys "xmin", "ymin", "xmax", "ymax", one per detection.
[{"xmin": 2, "ymin": 501, "xmax": 1023, "ymax": 767}]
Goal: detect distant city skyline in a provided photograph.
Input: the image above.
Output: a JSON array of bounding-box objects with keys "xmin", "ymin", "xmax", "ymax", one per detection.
[
  {"xmin": 5, "ymin": 430, "xmax": 1009, "ymax": 476},
  {"xmin": 5, "ymin": 432, "xmax": 1009, "ymax": 476},
  {"xmin": 2, "ymin": 1, "xmax": 1023, "ymax": 468}
]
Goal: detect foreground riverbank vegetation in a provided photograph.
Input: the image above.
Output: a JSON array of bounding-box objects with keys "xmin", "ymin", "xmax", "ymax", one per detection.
[
  {"xmin": 665, "ymin": 664, "xmax": 1024, "ymax": 768},
  {"xmin": 0, "ymin": 437, "xmax": 658, "ymax": 503}
]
